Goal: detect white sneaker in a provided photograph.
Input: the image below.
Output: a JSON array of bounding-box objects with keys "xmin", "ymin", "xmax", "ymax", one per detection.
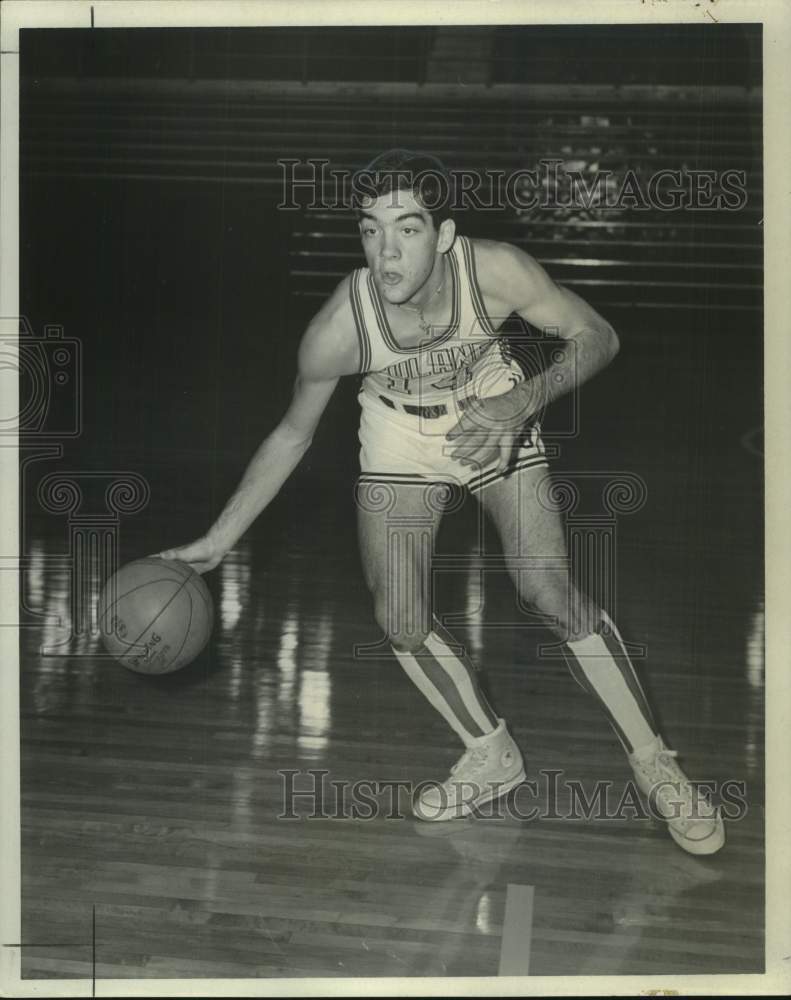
[
  {"xmin": 628, "ymin": 736, "xmax": 725, "ymax": 856},
  {"xmin": 413, "ymin": 719, "xmax": 526, "ymax": 822}
]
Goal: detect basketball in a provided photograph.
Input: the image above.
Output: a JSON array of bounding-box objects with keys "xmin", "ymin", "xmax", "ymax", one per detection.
[{"xmin": 97, "ymin": 557, "xmax": 214, "ymax": 675}]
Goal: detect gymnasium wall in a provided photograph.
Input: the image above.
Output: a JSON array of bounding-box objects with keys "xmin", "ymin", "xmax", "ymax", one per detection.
[{"xmin": 18, "ymin": 25, "xmax": 762, "ymax": 527}]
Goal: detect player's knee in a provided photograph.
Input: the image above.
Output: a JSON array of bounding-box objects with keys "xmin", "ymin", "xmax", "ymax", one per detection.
[
  {"xmin": 372, "ymin": 594, "xmax": 429, "ymax": 652},
  {"xmin": 388, "ymin": 628, "xmax": 429, "ymax": 654},
  {"xmin": 550, "ymin": 620, "xmax": 592, "ymax": 644},
  {"xmin": 518, "ymin": 577, "xmax": 601, "ymax": 642},
  {"xmin": 515, "ymin": 573, "xmax": 565, "ymax": 617},
  {"xmin": 371, "ymin": 593, "xmax": 391, "ymax": 634},
  {"xmin": 541, "ymin": 599, "xmax": 602, "ymax": 644}
]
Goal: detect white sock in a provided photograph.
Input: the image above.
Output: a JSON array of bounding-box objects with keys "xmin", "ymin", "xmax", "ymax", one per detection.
[{"xmin": 563, "ymin": 611, "xmax": 657, "ymax": 753}]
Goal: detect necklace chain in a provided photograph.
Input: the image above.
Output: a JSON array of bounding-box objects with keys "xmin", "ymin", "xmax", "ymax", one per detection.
[{"xmin": 397, "ymin": 262, "xmax": 446, "ymax": 333}]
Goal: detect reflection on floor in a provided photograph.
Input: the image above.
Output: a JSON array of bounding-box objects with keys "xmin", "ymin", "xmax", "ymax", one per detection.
[{"xmin": 19, "ymin": 448, "xmax": 764, "ymax": 979}]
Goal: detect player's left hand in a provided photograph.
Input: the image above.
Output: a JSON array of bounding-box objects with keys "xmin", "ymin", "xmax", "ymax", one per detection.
[{"xmin": 446, "ymin": 391, "xmax": 533, "ymax": 474}]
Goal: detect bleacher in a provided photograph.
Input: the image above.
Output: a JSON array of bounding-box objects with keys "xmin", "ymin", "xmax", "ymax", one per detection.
[{"xmin": 21, "ymin": 25, "xmax": 762, "ymax": 314}]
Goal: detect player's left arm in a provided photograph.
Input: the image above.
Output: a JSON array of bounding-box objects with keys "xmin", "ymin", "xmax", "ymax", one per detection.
[{"xmin": 448, "ymin": 241, "xmax": 619, "ymax": 470}]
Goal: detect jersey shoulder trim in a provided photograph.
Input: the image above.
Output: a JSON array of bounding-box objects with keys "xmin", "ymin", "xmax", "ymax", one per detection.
[
  {"xmin": 349, "ymin": 269, "xmax": 372, "ymax": 373},
  {"xmin": 458, "ymin": 236, "xmax": 498, "ymax": 336},
  {"xmin": 364, "ymin": 253, "xmax": 462, "ymax": 355}
]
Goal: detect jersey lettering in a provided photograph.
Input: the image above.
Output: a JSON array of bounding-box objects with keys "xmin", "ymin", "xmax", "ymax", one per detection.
[
  {"xmin": 353, "ymin": 237, "xmax": 517, "ymax": 402},
  {"xmin": 384, "ymin": 357, "xmax": 422, "ymax": 381},
  {"xmin": 430, "ymin": 366, "xmax": 474, "ymax": 391}
]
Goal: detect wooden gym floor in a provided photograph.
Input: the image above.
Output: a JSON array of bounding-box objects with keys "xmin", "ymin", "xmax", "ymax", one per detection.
[{"xmin": 17, "ymin": 311, "xmax": 764, "ymax": 979}]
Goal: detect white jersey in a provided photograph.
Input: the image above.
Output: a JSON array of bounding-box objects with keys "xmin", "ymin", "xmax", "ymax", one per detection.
[{"xmin": 349, "ymin": 235, "xmax": 521, "ymax": 408}]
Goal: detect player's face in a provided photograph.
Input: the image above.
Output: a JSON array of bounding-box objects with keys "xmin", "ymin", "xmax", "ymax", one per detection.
[{"xmin": 357, "ymin": 190, "xmax": 454, "ymax": 305}]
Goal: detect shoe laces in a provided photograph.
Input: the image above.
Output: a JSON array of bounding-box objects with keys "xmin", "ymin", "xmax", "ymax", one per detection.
[
  {"xmin": 636, "ymin": 749, "xmax": 715, "ymax": 819},
  {"xmin": 646, "ymin": 748, "xmax": 682, "ymax": 777},
  {"xmin": 450, "ymin": 745, "xmax": 489, "ymax": 776}
]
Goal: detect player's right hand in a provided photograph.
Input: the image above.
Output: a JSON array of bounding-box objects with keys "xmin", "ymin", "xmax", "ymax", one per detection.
[{"xmin": 157, "ymin": 536, "xmax": 226, "ymax": 575}]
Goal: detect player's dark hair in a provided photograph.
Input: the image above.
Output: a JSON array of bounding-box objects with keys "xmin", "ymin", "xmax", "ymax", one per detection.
[{"xmin": 351, "ymin": 149, "xmax": 452, "ymax": 229}]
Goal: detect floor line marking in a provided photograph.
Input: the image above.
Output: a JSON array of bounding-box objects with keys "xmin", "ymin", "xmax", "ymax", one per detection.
[{"xmin": 498, "ymin": 882, "xmax": 535, "ymax": 976}]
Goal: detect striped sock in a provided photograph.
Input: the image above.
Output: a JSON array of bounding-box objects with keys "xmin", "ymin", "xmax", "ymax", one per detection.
[
  {"xmin": 562, "ymin": 610, "xmax": 657, "ymax": 753},
  {"xmin": 391, "ymin": 619, "xmax": 498, "ymax": 747}
]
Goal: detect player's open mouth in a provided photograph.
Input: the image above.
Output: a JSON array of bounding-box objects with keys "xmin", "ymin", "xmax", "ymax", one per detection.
[{"xmin": 381, "ymin": 271, "xmax": 402, "ymax": 285}]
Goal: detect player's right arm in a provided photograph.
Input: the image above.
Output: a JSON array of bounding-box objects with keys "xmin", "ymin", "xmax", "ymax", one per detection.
[{"xmin": 159, "ymin": 277, "xmax": 359, "ymax": 573}]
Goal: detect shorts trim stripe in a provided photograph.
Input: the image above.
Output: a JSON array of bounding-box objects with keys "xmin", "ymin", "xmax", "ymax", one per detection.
[
  {"xmin": 357, "ymin": 473, "xmax": 440, "ymax": 484},
  {"xmin": 468, "ymin": 455, "xmax": 549, "ymax": 493},
  {"xmin": 350, "ymin": 270, "xmax": 372, "ymax": 373},
  {"xmin": 356, "ymin": 457, "xmax": 549, "ymax": 494}
]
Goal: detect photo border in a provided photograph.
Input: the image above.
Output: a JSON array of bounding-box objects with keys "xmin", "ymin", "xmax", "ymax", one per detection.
[{"xmin": 1, "ymin": 1, "xmax": 787, "ymax": 996}]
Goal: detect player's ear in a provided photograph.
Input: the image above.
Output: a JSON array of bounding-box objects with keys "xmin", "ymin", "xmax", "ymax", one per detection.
[{"xmin": 436, "ymin": 217, "xmax": 456, "ymax": 254}]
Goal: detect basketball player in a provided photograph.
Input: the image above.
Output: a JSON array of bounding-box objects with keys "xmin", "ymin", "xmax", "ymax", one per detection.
[{"xmin": 160, "ymin": 150, "xmax": 724, "ymax": 855}]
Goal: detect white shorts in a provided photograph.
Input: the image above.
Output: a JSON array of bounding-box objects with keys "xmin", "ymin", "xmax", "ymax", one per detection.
[{"xmin": 357, "ymin": 386, "xmax": 548, "ymax": 495}]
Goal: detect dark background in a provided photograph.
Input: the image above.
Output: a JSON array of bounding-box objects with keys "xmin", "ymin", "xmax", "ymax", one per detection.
[
  {"xmin": 19, "ymin": 25, "xmax": 762, "ymax": 566},
  {"xmin": 15, "ymin": 25, "xmax": 765, "ymax": 979}
]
